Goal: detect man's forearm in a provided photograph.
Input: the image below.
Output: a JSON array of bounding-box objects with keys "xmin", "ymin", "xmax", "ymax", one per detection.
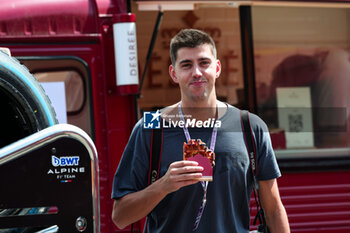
[
  {"xmin": 112, "ymin": 160, "xmax": 203, "ymax": 229},
  {"xmin": 266, "ymin": 205, "xmax": 290, "ymax": 233},
  {"xmin": 112, "ymin": 161, "xmax": 203, "ymax": 228},
  {"xmin": 259, "ymin": 179, "xmax": 290, "ymax": 233},
  {"xmin": 112, "ymin": 179, "xmax": 167, "ymax": 229}
]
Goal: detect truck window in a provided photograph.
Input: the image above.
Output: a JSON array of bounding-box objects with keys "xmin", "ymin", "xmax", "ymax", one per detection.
[
  {"xmin": 19, "ymin": 58, "xmax": 93, "ymax": 137},
  {"xmin": 35, "ymin": 71, "xmax": 85, "ymax": 117},
  {"xmin": 251, "ymin": 5, "xmax": 350, "ymax": 156}
]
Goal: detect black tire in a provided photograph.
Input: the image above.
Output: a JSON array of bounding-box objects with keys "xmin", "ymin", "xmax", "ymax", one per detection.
[{"xmin": 0, "ymin": 51, "xmax": 58, "ymax": 148}]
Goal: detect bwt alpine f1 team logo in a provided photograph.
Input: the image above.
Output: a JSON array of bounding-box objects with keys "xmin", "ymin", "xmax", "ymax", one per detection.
[
  {"xmin": 48, "ymin": 155, "xmax": 85, "ymax": 182},
  {"xmin": 52, "ymin": 156, "xmax": 79, "ymax": 166},
  {"xmin": 144, "ymin": 110, "xmax": 161, "ymax": 129}
]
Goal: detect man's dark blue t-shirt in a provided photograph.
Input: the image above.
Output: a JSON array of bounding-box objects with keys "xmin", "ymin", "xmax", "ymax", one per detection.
[{"xmin": 112, "ymin": 104, "xmax": 281, "ymax": 233}]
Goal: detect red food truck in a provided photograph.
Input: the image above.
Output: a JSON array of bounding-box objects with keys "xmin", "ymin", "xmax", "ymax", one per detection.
[{"xmin": 0, "ymin": 0, "xmax": 349, "ymax": 232}]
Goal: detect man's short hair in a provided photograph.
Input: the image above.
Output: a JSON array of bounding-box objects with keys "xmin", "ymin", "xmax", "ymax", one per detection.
[{"xmin": 170, "ymin": 29, "xmax": 217, "ymax": 65}]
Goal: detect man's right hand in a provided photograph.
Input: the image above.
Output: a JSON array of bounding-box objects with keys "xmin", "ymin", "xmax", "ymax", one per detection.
[
  {"xmin": 112, "ymin": 160, "xmax": 203, "ymax": 229},
  {"xmin": 158, "ymin": 160, "xmax": 204, "ymax": 194}
]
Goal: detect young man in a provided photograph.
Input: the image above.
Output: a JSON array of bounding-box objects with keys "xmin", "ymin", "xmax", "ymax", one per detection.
[{"xmin": 112, "ymin": 29, "xmax": 290, "ymax": 232}]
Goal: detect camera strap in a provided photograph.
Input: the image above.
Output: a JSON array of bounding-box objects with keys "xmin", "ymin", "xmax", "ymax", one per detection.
[
  {"xmin": 133, "ymin": 125, "xmax": 163, "ymax": 233},
  {"xmin": 240, "ymin": 110, "xmax": 269, "ymax": 231},
  {"xmin": 144, "ymin": 125, "xmax": 164, "ymax": 233},
  {"xmin": 149, "ymin": 125, "xmax": 163, "ymax": 185}
]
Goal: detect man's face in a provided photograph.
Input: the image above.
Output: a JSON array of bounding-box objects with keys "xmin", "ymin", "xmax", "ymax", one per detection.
[{"xmin": 169, "ymin": 44, "xmax": 221, "ymax": 103}]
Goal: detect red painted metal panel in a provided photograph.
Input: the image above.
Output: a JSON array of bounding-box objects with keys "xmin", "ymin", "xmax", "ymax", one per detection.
[
  {"xmin": 278, "ymin": 171, "xmax": 350, "ymax": 232},
  {"xmin": 249, "ymin": 171, "xmax": 350, "ymax": 232},
  {"xmin": 96, "ymin": 0, "xmax": 128, "ymax": 15},
  {"xmin": 0, "ymin": 0, "xmax": 100, "ymax": 36}
]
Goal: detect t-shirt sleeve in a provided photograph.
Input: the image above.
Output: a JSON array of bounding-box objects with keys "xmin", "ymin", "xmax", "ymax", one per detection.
[
  {"xmin": 249, "ymin": 113, "xmax": 281, "ymax": 181},
  {"xmin": 111, "ymin": 119, "xmax": 151, "ymax": 200}
]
